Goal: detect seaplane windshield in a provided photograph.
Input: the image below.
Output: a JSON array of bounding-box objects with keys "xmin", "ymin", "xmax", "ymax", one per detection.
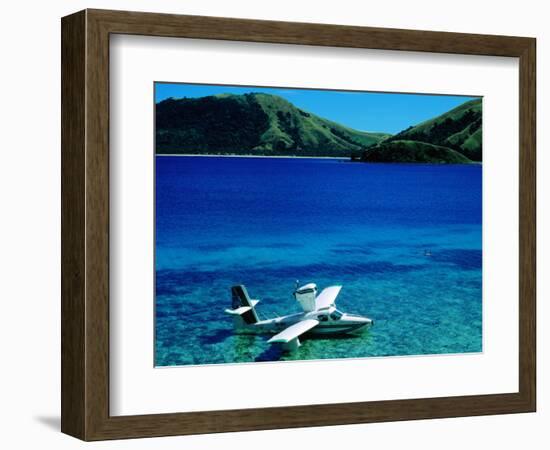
[{"xmin": 330, "ymin": 310, "xmax": 343, "ymax": 321}]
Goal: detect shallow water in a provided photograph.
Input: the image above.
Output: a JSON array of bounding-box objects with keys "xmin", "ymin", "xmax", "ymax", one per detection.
[{"xmin": 155, "ymin": 156, "xmax": 482, "ymax": 366}]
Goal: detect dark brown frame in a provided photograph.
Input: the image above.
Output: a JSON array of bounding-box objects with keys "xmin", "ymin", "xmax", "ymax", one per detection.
[{"xmin": 61, "ymin": 9, "xmax": 536, "ymax": 441}]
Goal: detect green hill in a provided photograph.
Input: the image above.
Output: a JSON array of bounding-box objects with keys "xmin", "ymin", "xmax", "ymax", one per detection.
[
  {"xmin": 382, "ymin": 98, "xmax": 482, "ymax": 161},
  {"xmin": 361, "ymin": 140, "xmax": 472, "ymax": 164},
  {"xmin": 156, "ymin": 93, "xmax": 389, "ymax": 157}
]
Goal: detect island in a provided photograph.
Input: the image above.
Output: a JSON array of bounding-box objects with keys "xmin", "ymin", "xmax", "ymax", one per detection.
[{"xmin": 156, "ymin": 93, "xmax": 481, "ymax": 164}]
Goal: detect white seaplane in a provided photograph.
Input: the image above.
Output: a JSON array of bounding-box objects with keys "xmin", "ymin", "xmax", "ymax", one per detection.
[{"xmin": 225, "ymin": 283, "xmax": 373, "ymax": 351}]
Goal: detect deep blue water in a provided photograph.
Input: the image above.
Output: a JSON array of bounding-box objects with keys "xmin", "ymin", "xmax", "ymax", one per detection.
[{"xmin": 155, "ymin": 156, "xmax": 482, "ymax": 366}]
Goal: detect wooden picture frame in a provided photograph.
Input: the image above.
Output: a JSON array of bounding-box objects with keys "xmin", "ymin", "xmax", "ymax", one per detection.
[{"xmin": 61, "ymin": 8, "xmax": 536, "ymax": 441}]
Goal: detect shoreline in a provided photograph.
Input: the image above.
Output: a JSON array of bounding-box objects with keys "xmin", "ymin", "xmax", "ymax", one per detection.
[
  {"xmin": 155, "ymin": 153, "xmax": 482, "ymax": 165},
  {"xmin": 155, "ymin": 153, "xmax": 348, "ymax": 160}
]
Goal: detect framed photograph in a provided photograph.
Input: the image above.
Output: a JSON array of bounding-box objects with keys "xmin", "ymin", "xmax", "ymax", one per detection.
[{"xmin": 61, "ymin": 9, "xmax": 536, "ymax": 440}]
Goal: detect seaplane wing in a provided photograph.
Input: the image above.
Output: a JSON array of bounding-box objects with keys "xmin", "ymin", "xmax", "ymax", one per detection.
[
  {"xmin": 224, "ymin": 306, "xmax": 252, "ymax": 315},
  {"xmin": 267, "ymin": 319, "xmax": 319, "ymax": 344},
  {"xmin": 314, "ymin": 285, "xmax": 342, "ymax": 310}
]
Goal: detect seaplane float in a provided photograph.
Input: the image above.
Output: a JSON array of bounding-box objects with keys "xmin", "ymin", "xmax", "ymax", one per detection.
[{"xmin": 225, "ymin": 282, "xmax": 373, "ymax": 351}]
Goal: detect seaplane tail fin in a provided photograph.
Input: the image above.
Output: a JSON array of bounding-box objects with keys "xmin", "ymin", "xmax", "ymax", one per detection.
[
  {"xmin": 315, "ymin": 286, "xmax": 342, "ymax": 311},
  {"xmin": 268, "ymin": 319, "xmax": 319, "ymax": 351},
  {"xmin": 227, "ymin": 285, "xmax": 259, "ymax": 325}
]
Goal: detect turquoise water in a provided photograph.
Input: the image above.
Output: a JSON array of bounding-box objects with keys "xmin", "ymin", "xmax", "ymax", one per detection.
[{"xmin": 155, "ymin": 156, "xmax": 482, "ymax": 366}]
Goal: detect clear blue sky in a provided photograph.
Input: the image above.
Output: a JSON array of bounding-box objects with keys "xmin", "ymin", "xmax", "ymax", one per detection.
[{"xmin": 155, "ymin": 82, "xmax": 478, "ymax": 134}]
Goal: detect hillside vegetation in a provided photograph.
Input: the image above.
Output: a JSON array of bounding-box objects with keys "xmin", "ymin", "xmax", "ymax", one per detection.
[
  {"xmin": 363, "ymin": 98, "xmax": 482, "ymax": 163},
  {"xmin": 361, "ymin": 140, "xmax": 472, "ymax": 164},
  {"xmin": 156, "ymin": 93, "xmax": 389, "ymax": 157}
]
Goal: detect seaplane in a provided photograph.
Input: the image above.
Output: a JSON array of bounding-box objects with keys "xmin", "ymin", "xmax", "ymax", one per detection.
[{"xmin": 225, "ymin": 282, "xmax": 373, "ymax": 351}]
